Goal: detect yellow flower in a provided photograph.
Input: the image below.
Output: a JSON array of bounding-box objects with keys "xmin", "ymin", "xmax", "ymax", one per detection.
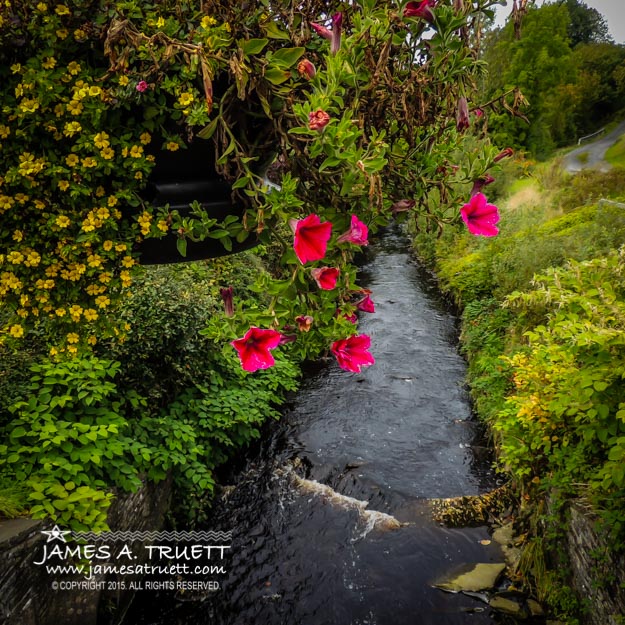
[
  {"xmin": 56, "ymin": 28, "xmax": 69, "ymax": 39},
  {"xmin": 8, "ymin": 251, "xmax": 24, "ymax": 264},
  {"xmin": 18, "ymin": 153, "xmax": 45, "ymax": 177},
  {"xmin": 178, "ymin": 92, "xmax": 194, "ymax": 107},
  {"xmin": 201, "ymin": 15, "xmax": 217, "ymax": 28},
  {"xmin": 58, "ymin": 180, "xmax": 70, "ymax": 191},
  {"xmin": 67, "ymin": 61, "xmax": 81, "ymax": 75},
  {"xmin": 223, "ymin": 22, "xmax": 231, "ymax": 32},
  {"xmin": 45, "ymin": 264, "xmax": 59, "ymax": 277},
  {"xmin": 56, "ymin": 215, "xmax": 70, "ymax": 228},
  {"xmin": 103, "ymin": 240, "xmax": 113, "ymax": 251},
  {"xmin": 50, "ymin": 347, "xmax": 58, "ymax": 356},
  {"xmin": 129, "ymin": 145, "xmax": 143, "ymax": 158},
  {"xmin": 54, "ymin": 103, "xmax": 65, "ymax": 117},
  {"xmin": 166, "ymin": 141, "xmax": 180, "ymax": 151},
  {"xmin": 95, "ymin": 186, "xmax": 105, "ymax": 197},
  {"xmin": 17, "ymin": 308, "xmax": 29, "ymax": 318},
  {"xmin": 87, "ymin": 336, "xmax": 97, "ymax": 346},
  {"xmin": 9, "ymin": 324, "xmax": 24, "ymax": 338},
  {"xmin": 0, "ymin": 195, "xmax": 15, "ymax": 211},
  {"xmin": 63, "ymin": 121, "xmax": 81, "ymax": 137},
  {"xmin": 120, "ymin": 270, "xmax": 132, "ymax": 287},
  {"xmin": 0, "ymin": 125, "xmax": 9, "ymax": 138},
  {"xmin": 67, "ymin": 100, "xmax": 83, "ymax": 115},
  {"xmin": 99, "ymin": 272, "xmax": 112, "ymax": 284},
  {"xmin": 68, "ymin": 305, "xmax": 83, "ymax": 321},
  {"xmin": 67, "ymin": 345, "xmax": 78, "ymax": 355},
  {"xmin": 156, "ymin": 16, "xmax": 165, "ymax": 28},
  {"xmin": 12, "ymin": 230, "xmax": 23, "ymax": 242},
  {"xmin": 36, "ymin": 2, "xmax": 47, "ymax": 10},
  {"xmin": 95, "ymin": 295, "xmax": 110, "ymax": 308},
  {"xmin": 74, "ymin": 28, "xmax": 87, "ymax": 41},
  {"xmin": 134, "ymin": 171, "xmax": 143, "ymax": 180},
  {"xmin": 118, "ymin": 75, "xmax": 129, "ymax": 86},
  {"xmin": 93, "ymin": 131, "xmax": 109, "ymax": 149},
  {"xmin": 55, "ymin": 4, "xmax": 70, "ymax": 15},
  {"xmin": 121, "ymin": 255, "xmax": 135, "ymax": 268},
  {"xmin": 87, "ymin": 254, "xmax": 102, "ymax": 268},
  {"xmin": 157, "ymin": 219, "xmax": 169, "ymax": 233},
  {"xmin": 88, "ymin": 85, "xmax": 101, "ymax": 97},
  {"xmin": 107, "ymin": 195, "xmax": 118, "ymax": 207},
  {"xmin": 34, "ymin": 200, "xmax": 46, "ymax": 210},
  {"xmin": 115, "ymin": 243, "xmax": 127, "ymax": 253},
  {"xmin": 55, "ymin": 307, "xmax": 66, "ymax": 317},
  {"xmin": 24, "ymin": 250, "xmax": 41, "ymax": 267},
  {"xmin": 140, "ymin": 132, "xmax": 151, "ymax": 145},
  {"xmin": 14, "ymin": 193, "xmax": 28, "ymax": 204},
  {"xmin": 10, "ymin": 63, "xmax": 22, "ymax": 74},
  {"xmin": 100, "ymin": 146, "xmax": 114, "ymax": 160},
  {"xmin": 65, "ymin": 154, "xmax": 79, "ymax": 167},
  {"xmin": 42, "ymin": 57, "xmax": 56, "ymax": 69},
  {"xmin": 83, "ymin": 308, "xmax": 98, "ymax": 321},
  {"xmin": 96, "ymin": 207, "xmax": 110, "ymax": 220},
  {"xmin": 81, "ymin": 156, "xmax": 97, "ymax": 168},
  {"xmin": 67, "ymin": 332, "xmax": 79, "ymax": 344}
]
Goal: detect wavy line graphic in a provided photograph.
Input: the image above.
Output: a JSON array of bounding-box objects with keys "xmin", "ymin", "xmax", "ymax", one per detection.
[{"xmin": 72, "ymin": 530, "xmax": 232, "ymax": 542}]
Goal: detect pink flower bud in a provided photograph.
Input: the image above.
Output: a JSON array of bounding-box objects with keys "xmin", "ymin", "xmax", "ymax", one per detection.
[
  {"xmin": 456, "ymin": 96, "xmax": 470, "ymax": 132},
  {"xmin": 308, "ymin": 109, "xmax": 331, "ymax": 131},
  {"xmin": 493, "ymin": 148, "xmax": 514, "ymax": 163},
  {"xmin": 136, "ymin": 80, "xmax": 148, "ymax": 93},
  {"xmin": 297, "ymin": 59, "xmax": 316, "ymax": 79}
]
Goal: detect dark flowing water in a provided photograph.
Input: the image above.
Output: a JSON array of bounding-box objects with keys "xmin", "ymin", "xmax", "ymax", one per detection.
[{"xmin": 124, "ymin": 227, "xmax": 505, "ymax": 625}]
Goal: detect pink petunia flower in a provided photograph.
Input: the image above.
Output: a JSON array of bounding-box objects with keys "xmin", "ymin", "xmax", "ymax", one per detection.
[
  {"xmin": 311, "ymin": 266, "xmax": 340, "ymax": 290},
  {"xmin": 231, "ymin": 327, "xmax": 282, "ymax": 372},
  {"xmin": 337, "ymin": 214, "xmax": 368, "ymax": 246},
  {"xmin": 460, "ymin": 193, "xmax": 500, "ymax": 237},
  {"xmin": 309, "ymin": 109, "xmax": 331, "ymax": 131},
  {"xmin": 293, "ymin": 214, "xmax": 333, "ymax": 264},
  {"xmin": 331, "ymin": 334, "xmax": 375, "ymax": 373},
  {"xmin": 356, "ymin": 294, "xmax": 375, "ymax": 313},
  {"xmin": 136, "ymin": 80, "xmax": 148, "ymax": 93},
  {"xmin": 403, "ymin": 0, "xmax": 436, "ymax": 21}
]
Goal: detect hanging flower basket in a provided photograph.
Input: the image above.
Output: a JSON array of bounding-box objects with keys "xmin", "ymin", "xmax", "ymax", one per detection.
[{"xmin": 136, "ymin": 138, "xmax": 259, "ymax": 265}]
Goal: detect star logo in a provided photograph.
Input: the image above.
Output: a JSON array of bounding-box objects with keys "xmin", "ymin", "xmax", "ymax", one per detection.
[{"xmin": 41, "ymin": 525, "xmax": 71, "ymax": 543}]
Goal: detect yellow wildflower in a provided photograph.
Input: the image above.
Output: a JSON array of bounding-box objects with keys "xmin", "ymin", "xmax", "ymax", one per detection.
[
  {"xmin": 0, "ymin": 125, "xmax": 10, "ymax": 138},
  {"xmin": 88, "ymin": 85, "xmax": 101, "ymax": 97},
  {"xmin": 74, "ymin": 29, "xmax": 87, "ymax": 41},
  {"xmin": 68, "ymin": 305, "xmax": 82, "ymax": 321},
  {"xmin": 65, "ymin": 154, "xmax": 79, "ymax": 167},
  {"xmin": 67, "ymin": 332, "xmax": 79, "ymax": 344},
  {"xmin": 87, "ymin": 336, "xmax": 97, "ymax": 346},
  {"xmin": 107, "ymin": 196, "xmax": 118, "ymax": 207},
  {"xmin": 56, "ymin": 28, "xmax": 69, "ymax": 39},
  {"xmin": 129, "ymin": 145, "xmax": 143, "ymax": 158},
  {"xmin": 156, "ymin": 16, "xmax": 165, "ymax": 28},
  {"xmin": 9, "ymin": 324, "xmax": 24, "ymax": 338},
  {"xmin": 115, "ymin": 243, "xmax": 127, "ymax": 253},
  {"xmin": 95, "ymin": 295, "xmax": 110, "ymax": 308},
  {"xmin": 55, "ymin": 4, "xmax": 70, "ymax": 15},
  {"xmin": 118, "ymin": 75, "xmax": 129, "ymax": 86},
  {"xmin": 140, "ymin": 132, "xmax": 151, "ymax": 145},
  {"xmin": 157, "ymin": 219, "xmax": 169, "ymax": 233},
  {"xmin": 67, "ymin": 345, "xmax": 78, "ymax": 355},
  {"xmin": 67, "ymin": 100, "xmax": 83, "ymax": 115},
  {"xmin": 58, "ymin": 180, "xmax": 70, "ymax": 191},
  {"xmin": 201, "ymin": 15, "xmax": 217, "ymax": 28},
  {"xmin": 166, "ymin": 141, "xmax": 180, "ymax": 151},
  {"xmin": 121, "ymin": 255, "xmax": 135, "ymax": 268},
  {"xmin": 103, "ymin": 240, "xmax": 113, "ymax": 251},
  {"xmin": 56, "ymin": 215, "xmax": 70, "ymax": 228},
  {"xmin": 42, "ymin": 57, "xmax": 56, "ymax": 69},
  {"xmin": 67, "ymin": 61, "xmax": 81, "ymax": 75},
  {"xmin": 83, "ymin": 308, "xmax": 98, "ymax": 321},
  {"xmin": 81, "ymin": 156, "xmax": 97, "ymax": 168},
  {"xmin": 63, "ymin": 121, "xmax": 81, "ymax": 137},
  {"xmin": 24, "ymin": 250, "xmax": 41, "ymax": 267},
  {"xmin": 100, "ymin": 146, "xmax": 114, "ymax": 160},
  {"xmin": 120, "ymin": 270, "xmax": 132, "ymax": 287},
  {"xmin": 178, "ymin": 92, "xmax": 194, "ymax": 107},
  {"xmin": 8, "ymin": 251, "xmax": 24, "ymax": 264},
  {"xmin": 87, "ymin": 254, "xmax": 102, "ymax": 268},
  {"xmin": 12, "ymin": 230, "xmax": 23, "ymax": 242}
]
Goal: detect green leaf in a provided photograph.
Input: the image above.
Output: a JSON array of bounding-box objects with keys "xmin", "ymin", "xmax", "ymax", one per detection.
[
  {"xmin": 232, "ymin": 175, "xmax": 251, "ymax": 190},
  {"xmin": 176, "ymin": 237, "xmax": 187, "ymax": 257},
  {"xmin": 262, "ymin": 21, "xmax": 290, "ymax": 40},
  {"xmin": 216, "ymin": 139, "xmax": 236, "ymax": 165},
  {"xmin": 197, "ymin": 117, "xmax": 220, "ymax": 140},
  {"xmin": 265, "ymin": 67, "xmax": 292, "ymax": 85},
  {"xmin": 242, "ymin": 38, "xmax": 269, "ymax": 55},
  {"xmin": 270, "ymin": 47, "xmax": 305, "ymax": 68}
]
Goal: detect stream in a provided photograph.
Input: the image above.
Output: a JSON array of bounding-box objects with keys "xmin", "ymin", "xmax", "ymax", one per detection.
[{"xmin": 124, "ymin": 226, "xmax": 507, "ymax": 625}]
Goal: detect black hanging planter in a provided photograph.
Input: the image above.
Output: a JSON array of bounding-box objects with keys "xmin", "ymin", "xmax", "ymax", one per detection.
[{"xmin": 136, "ymin": 138, "xmax": 259, "ymax": 265}]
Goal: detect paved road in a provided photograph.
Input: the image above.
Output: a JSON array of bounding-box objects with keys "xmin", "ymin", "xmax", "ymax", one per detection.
[{"xmin": 563, "ymin": 120, "xmax": 625, "ymax": 172}]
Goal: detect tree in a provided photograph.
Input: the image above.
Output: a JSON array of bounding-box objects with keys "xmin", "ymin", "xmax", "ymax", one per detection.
[{"xmin": 559, "ymin": 0, "xmax": 612, "ymax": 47}]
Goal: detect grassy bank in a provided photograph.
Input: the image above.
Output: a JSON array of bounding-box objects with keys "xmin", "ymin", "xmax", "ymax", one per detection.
[{"xmin": 411, "ymin": 160, "xmax": 625, "ymax": 621}]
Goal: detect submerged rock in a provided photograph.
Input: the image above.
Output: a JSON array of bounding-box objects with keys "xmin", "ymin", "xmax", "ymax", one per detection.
[
  {"xmin": 489, "ymin": 594, "xmax": 528, "ymax": 618},
  {"xmin": 433, "ymin": 562, "xmax": 506, "ymax": 593}
]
